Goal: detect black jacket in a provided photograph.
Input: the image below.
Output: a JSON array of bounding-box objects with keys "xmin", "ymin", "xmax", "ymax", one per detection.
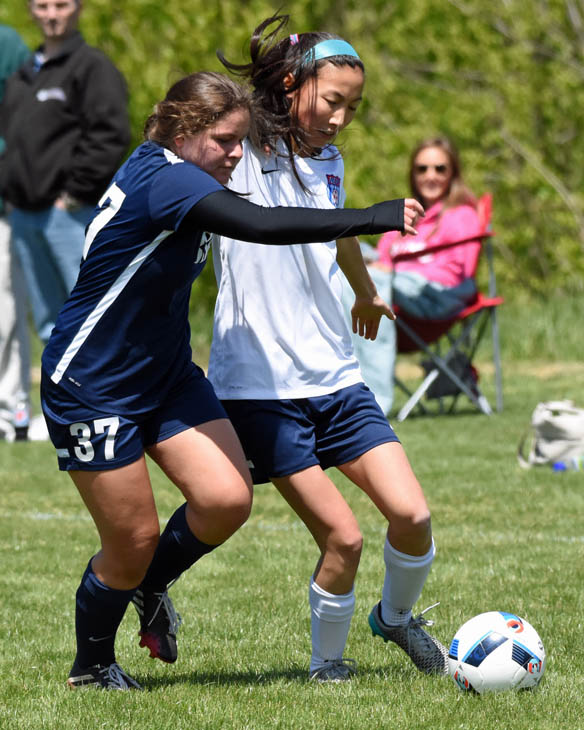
[{"xmin": 0, "ymin": 31, "xmax": 131, "ymax": 209}]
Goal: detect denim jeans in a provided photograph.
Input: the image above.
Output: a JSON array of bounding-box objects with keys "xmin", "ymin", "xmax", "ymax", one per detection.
[
  {"xmin": 10, "ymin": 204, "xmax": 93, "ymax": 344},
  {"xmin": 392, "ymin": 270, "xmax": 477, "ymax": 320}
]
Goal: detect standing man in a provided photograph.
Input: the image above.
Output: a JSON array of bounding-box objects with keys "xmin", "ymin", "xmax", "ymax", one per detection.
[
  {"xmin": 0, "ymin": 0, "xmax": 130, "ymax": 355},
  {"xmin": 0, "ymin": 26, "xmax": 31, "ymax": 440}
]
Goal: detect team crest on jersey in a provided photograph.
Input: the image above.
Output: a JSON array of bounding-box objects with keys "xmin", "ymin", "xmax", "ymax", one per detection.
[{"xmin": 326, "ymin": 174, "xmax": 341, "ymax": 207}]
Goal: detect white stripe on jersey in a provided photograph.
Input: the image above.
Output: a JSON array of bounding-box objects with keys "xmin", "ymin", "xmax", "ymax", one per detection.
[{"xmin": 50, "ymin": 230, "xmax": 172, "ymax": 385}]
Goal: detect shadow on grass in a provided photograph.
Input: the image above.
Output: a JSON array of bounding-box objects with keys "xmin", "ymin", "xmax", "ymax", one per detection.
[
  {"xmin": 137, "ymin": 662, "xmax": 426, "ymax": 690},
  {"xmin": 139, "ymin": 667, "xmax": 307, "ymax": 690}
]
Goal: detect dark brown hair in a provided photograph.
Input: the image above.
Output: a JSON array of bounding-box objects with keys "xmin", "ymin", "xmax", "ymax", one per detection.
[
  {"xmin": 409, "ymin": 136, "xmax": 476, "ymax": 210},
  {"xmin": 217, "ymin": 14, "xmax": 364, "ymax": 185},
  {"xmin": 144, "ymin": 71, "xmax": 252, "ymax": 151}
]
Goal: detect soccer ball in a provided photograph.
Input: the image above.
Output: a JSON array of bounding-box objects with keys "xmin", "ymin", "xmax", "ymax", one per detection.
[{"xmin": 448, "ymin": 611, "xmax": 545, "ymax": 694}]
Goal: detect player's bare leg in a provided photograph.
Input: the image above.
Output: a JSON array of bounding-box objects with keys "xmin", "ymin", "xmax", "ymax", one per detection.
[
  {"xmin": 272, "ymin": 466, "xmax": 360, "ymax": 681},
  {"xmin": 148, "ymin": 418, "xmax": 252, "ymax": 545},
  {"xmin": 338, "ymin": 441, "xmax": 431, "ymax": 556},
  {"xmin": 67, "ymin": 458, "xmax": 160, "ymax": 689},
  {"xmin": 338, "ymin": 442, "xmax": 448, "ymax": 674},
  {"xmin": 131, "ymin": 419, "xmax": 253, "ymax": 663},
  {"xmin": 72, "ymin": 458, "xmax": 161, "ymax": 589}
]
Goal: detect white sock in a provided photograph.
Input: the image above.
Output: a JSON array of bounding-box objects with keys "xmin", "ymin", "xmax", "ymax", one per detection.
[
  {"xmin": 380, "ymin": 537, "xmax": 435, "ymax": 626},
  {"xmin": 308, "ymin": 578, "xmax": 355, "ymax": 672}
]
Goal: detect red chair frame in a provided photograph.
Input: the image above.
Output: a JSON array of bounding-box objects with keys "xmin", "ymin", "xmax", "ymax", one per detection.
[{"xmin": 391, "ymin": 194, "xmax": 504, "ymax": 421}]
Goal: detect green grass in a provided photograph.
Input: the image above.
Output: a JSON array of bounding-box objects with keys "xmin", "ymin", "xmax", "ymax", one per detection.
[{"xmin": 3, "ymin": 303, "xmax": 584, "ymax": 729}]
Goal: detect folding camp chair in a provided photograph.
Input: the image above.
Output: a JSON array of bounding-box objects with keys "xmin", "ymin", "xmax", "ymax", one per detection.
[{"xmin": 392, "ymin": 193, "xmax": 504, "ymax": 422}]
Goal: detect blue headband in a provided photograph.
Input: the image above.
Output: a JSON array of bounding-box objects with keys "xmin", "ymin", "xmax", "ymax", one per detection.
[{"xmin": 303, "ymin": 39, "xmax": 360, "ymax": 65}]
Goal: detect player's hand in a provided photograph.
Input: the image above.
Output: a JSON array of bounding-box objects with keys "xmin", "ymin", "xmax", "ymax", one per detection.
[
  {"xmin": 352, "ymin": 294, "xmax": 395, "ymax": 340},
  {"xmin": 402, "ymin": 198, "xmax": 425, "ymax": 237}
]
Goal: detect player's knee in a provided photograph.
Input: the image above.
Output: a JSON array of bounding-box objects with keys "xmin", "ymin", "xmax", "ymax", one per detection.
[
  {"xmin": 412, "ymin": 507, "xmax": 432, "ymax": 533},
  {"xmin": 329, "ymin": 528, "xmax": 363, "ymax": 571},
  {"xmin": 212, "ymin": 481, "xmax": 253, "ymax": 535},
  {"xmin": 135, "ymin": 526, "xmax": 161, "ymax": 560},
  {"xmin": 391, "ymin": 508, "xmax": 432, "ymax": 554},
  {"xmin": 399, "ymin": 504, "xmax": 431, "ymax": 533},
  {"xmin": 225, "ymin": 493, "xmax": 253, "ymax": 532},
  {"xmin": 101, "ymin": 528, "xmax": 160, "ymax": 587}
]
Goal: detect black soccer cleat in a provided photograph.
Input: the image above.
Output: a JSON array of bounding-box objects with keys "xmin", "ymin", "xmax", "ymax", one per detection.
[
  {"xmin": 67, "ymin": 662, "xmax": 142, "ymax": 690},
  {"xmin": 132, "ymin": 588, "xmax": 182, "ymax": 664}
]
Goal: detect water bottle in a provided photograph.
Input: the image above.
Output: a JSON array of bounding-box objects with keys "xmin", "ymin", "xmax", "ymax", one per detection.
[
  {"xmin": 552, "ymin": 456, "xmax": 583, "ymax": 472},
  {"xmin": 12, "ymin": 393, "xmax": 30, "ymax": 441}
]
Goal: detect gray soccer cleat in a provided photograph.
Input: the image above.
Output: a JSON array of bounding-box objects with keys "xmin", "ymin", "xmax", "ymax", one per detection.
[
  {"xmin": 369, "ymin": 601, "xmax": 448, "ymax": 674},
  {"xmin": 309, "ymin": 658, "xmax": 358, "ymax": 683}
]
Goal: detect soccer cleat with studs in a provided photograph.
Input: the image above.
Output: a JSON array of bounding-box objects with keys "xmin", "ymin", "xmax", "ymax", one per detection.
[
  {"xmin": 309, "ymin": 658, "xmax": 358, "ymax": 683},
  {"xmin": 369, "ymin": 601, "xmax": 448, "ymax": 675},
  {"xmin": 132, "ymin": 587, "xmax": 182, "ymax": 663},
  {"xmin": 67, "ymin": 662, "xmax": 143, "ymax": 690}
]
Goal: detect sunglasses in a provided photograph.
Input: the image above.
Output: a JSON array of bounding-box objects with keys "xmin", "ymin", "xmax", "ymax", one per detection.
[{"xmin": 414, "ymin": 164, "xmax": 449, "ymax": 175}]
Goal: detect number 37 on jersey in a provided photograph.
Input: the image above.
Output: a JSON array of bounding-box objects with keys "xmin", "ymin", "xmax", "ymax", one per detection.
[{"xmin": 58, "ymin": 416, "xmax": 120, "ymax": 462}]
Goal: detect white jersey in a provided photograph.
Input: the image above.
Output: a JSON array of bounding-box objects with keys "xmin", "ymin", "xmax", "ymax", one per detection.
[{"xmin": 208, "ymin": 140, "xmax": 362, "ymax": 400}]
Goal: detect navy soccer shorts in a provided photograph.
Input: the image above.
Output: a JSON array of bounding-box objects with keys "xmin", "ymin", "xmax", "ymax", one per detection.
[
  {"xmin": 222, "ymin": 382, "xmax": 400, "ymax": 485},
  {"xmin": 41, "ymin": 366, "xmax": 227, "ymax": 471}
]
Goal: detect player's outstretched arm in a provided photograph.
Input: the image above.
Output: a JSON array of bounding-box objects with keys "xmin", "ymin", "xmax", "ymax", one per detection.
[
  {"xmin": 337, "ymin": 236, "xmax": 395, "ymax": 340},
  {"xmin": 181, "ymin": 190, "xmax": 413, "ymax": 245}
]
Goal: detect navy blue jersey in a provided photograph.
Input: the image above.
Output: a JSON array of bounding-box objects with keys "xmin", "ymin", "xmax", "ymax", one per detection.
[{"xmin": 41, "ymin": 141, "xmax": 223, "ymax": 415}]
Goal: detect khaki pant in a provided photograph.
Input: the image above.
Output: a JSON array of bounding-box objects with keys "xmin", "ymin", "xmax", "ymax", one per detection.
[
  {"xmin": 340, "ymin": 265, "xmax": 395, "ymax": 417},
  {"xmin": 0, "ymin": 215, "xmax": 30, "ymax": 427}
]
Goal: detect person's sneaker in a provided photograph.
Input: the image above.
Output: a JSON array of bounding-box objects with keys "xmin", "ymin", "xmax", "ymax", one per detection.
[
  {"xmin": 368, "ymin": 601, "xmax": 448, "ymax": 674},
  {"xmin": 67, "ymin": 662, "xmax": 142, "ymax": 690},
  {"xmin": 132, "ymin": 588, "xmax": 182, "ymax": 663},
  {"xmin": 309, "ymin": 658, "xmax": 358, "ymax": 683}
]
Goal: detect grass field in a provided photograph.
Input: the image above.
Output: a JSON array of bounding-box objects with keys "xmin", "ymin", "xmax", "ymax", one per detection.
[{"xmin": 1, "ymin": 302, "xmax": 583, "ymax": 730}]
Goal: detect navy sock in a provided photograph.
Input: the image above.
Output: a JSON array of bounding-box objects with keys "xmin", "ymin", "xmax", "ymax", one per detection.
[
  {"xmin": 139, "ymin": 503, "xmax": 217, "ymax": 593},
  {"xmin": 73, "ymin": 559, "xmax": 136, "ymax": 670}
]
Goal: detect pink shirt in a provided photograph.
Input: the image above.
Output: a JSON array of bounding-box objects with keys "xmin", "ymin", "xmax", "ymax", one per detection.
[{"xmin": 377, "ymin": 202, "xmax": 482, "ymax": 288}]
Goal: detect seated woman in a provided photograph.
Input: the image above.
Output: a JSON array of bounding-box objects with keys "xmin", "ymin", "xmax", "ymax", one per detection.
[
  {"xmin": 344, "ymin": 136, "xmax": 482, "ymax": 414},
  {"xmin": 377, "ymin": 135, "xmax": 482, "ymax": 320}
]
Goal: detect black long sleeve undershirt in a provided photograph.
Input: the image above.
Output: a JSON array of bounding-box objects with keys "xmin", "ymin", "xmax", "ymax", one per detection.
[{"xmin": 181, "ymin": 189, "xmax": 405, "ymax": 244}]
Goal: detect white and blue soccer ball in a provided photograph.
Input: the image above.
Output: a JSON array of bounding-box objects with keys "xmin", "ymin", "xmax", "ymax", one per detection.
[{"xmin": 448, "ymin": 611, "xmax": 545, "ymax": 694}]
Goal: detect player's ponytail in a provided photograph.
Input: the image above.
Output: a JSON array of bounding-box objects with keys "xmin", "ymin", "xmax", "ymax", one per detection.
[{"xmin": 217, "ymin": 13, "xmax": 364, "ymax": 179}]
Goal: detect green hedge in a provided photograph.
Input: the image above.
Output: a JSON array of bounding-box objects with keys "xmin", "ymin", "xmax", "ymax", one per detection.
[{"xmin": 3, "ymin": 0, "xmax": 583, "ymax": 314}]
